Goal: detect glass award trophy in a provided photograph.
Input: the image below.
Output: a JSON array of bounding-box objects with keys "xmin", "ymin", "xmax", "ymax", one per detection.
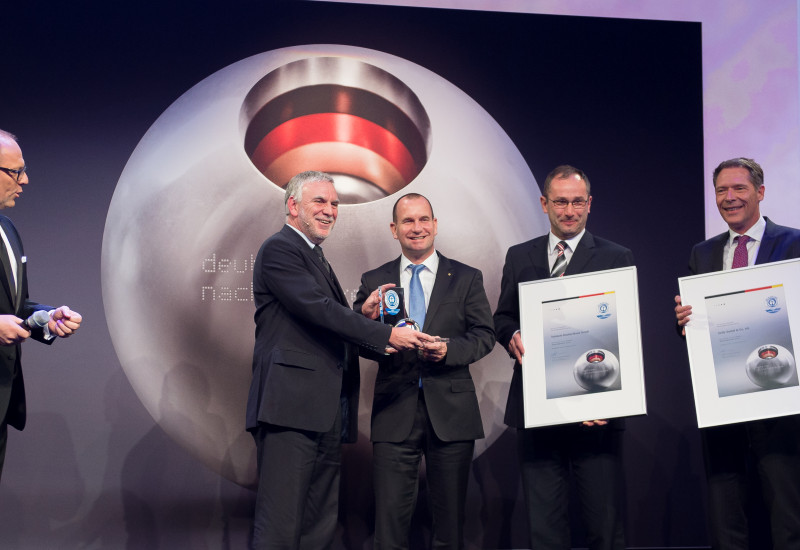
[{"xmin": 379, "ymin": 286, "xmax": 420, "ymax": 331}]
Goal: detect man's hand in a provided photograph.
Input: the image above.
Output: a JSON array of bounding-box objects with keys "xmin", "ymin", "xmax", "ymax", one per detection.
[
  {"xmin": 508, "ymin": 331, "xmax": 525, "ymax": 364},
  {"xmin": 420, "ymin": 339, "xmax": 447, "ymax": 362},
  {"xmin": 361, "ymin": 284, "xmax": 397, "ymax": 319},
  {"xmin": 0, "ymin": 315, "xmax": 30, "ymax": 345},
  {"xmin": 48, "ymin": 306, "xmax": 82, "ymax": 338},
  {"xmin": 675, "ymin": 295, "xmax": 692, "ymax": 336},
  {"xmin": 581, "ymin": 419, "xmax": 609, "ymax": 427},
  {"xmin": 387, "ymin": 326, "xmax": 433, "ymax": 353}
]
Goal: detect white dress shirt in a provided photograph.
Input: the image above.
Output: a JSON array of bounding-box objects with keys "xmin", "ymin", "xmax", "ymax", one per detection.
[
  {"xmin": 722, "ymin": 216, "xmax": 766, "ymax": 270},
  {"xmin": 399, "ymin": 251, "xmax": 439, "ymax": 313},
  {"xmin": 547, "ymin": 229, "xmax": 586, "ymax": 272}
]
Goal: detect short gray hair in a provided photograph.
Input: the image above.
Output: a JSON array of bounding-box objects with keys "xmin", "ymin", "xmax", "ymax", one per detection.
[
  {"xmin": 284, "ymin": 171, "xmax": 335, "ymax": 215},
  {"xmin": 712, "ymin": 158, "xmax": 764, "ymax": 189}
]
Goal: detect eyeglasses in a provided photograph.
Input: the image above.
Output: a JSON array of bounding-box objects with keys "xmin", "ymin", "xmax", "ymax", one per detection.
[
  {"xmin": 546, "ymin": 197, "xmax": 588, "ymax": 210},
  {"xmin": 0, "ymin": 166, "xmax": 26, "ymax": 182}
]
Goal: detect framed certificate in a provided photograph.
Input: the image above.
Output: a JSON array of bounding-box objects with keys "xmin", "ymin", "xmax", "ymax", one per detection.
[
  {"xmin": 519, "ymin": 266, "xmax": 646, "ymax": 428},
  {"xmin": 678, "ymin": 258, "xmax": 800, "ymax": 427}
]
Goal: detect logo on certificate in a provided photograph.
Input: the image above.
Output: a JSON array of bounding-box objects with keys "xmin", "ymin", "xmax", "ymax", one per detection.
[
  {"xmin": 596, "ymin": 302, "xmax": 611, "ymax": 319},
  {"xmin": 765, "ymin": 295, "xmax": 781, "ymax": 314}
]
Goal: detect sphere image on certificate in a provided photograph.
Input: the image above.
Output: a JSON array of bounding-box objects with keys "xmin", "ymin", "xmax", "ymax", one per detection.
[
  {"xmin": 745, "ymin": 344, "xmax": 797, "ymax": 389},
  {"xmin": 573, "ymin": 349, "xmax": 621, "ymax": 391}
]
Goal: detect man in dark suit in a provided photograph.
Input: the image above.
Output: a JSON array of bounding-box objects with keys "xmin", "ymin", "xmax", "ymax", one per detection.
[
  {"xmin": 353, "ymin": 193, "xmax": 495, "ymax": 549},
  {"xmin": 494, "ymin": 165, "xmax": 631, "ymax": 550},
  {"xmin": 0, "ymin": 129, "xmax": 82, "ymax": 479},
  {"xmin": 246, "ymin": 171, "xmax": 431, "ymax": 550},
  {"xmin": 675, "ymin": 158, "xmax": 800, "ymax": 549}
]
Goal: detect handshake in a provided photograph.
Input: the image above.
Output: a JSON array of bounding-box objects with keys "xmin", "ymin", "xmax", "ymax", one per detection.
[
  {"xmin": 386, "ymin": 326, "xmax": 448, "ymax": 361},
  {"xmin": 361, "ymin": 283, "xmax": 449, "ymax": 359}
]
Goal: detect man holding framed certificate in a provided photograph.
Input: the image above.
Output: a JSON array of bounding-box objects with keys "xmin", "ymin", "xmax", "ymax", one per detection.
[
  {"xmin": 675, "ymin": 158, "xmax": 800, "ymax": 550},
  {"xmin": 495, "ymin": 165, "xmax": 633, "ymax": 550}
]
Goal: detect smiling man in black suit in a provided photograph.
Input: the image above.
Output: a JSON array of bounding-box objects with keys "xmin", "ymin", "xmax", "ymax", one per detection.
[
  {"xmin": 246, "ymin": 171, "xmax": 431, "ymax": 550},
  {"xmin": 354, "ymin": 193, "xmax": 495, "ymax": 550},
  {"xmin": 494, "ymin": 165, "xmax": 631, "ymax": 550},
  {"xmin": 0, "ymin": 129, "xmax": 82, "ymax": 480}
]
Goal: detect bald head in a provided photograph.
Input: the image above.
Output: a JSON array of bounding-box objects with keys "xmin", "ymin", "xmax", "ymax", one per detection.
[{"xmin": 0, "ymin": 129, "xmax": 28, "ymax": 209}]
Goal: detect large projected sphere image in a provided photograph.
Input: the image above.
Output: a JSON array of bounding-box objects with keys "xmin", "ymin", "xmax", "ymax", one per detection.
[{"xmin": 102, "ymin": 45, "xmax": 546, "ymax": 486}]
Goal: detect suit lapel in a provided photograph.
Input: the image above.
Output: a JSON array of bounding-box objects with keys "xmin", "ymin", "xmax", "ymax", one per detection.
[
  {"xmin": 710, "ymin": 234, "xmax": 726, "ymax": 271},
  {"xmin": 527, "ymin": 236, "xmax": 551, "ymax": 280},
  {"xmin": 755, "ymin": 218, "xmax": 777, "ymax": 265},
  {"xmin": 424, "ymin": 253, "xmax": 453, "ymax": 331},
  {"xmin": 9, "ymin": 234, "xmax": 23, "ymax": 310},
  {"xmin": 383, "ymin": 259, "xmax": 402, "ymax": 286},
  {"xmin": 282, "ymin": 225, "xmax": 347, "ymax": 305},
  {"xmin": 0, "ymin": 218, "xmax": 17, "ymax": 310},
  {"xmin": 564, "ymin": 231, "xmax": 595, "ymax": 275},
  {"xmin": 315, "ymin": 250, "xmax": 348, "ymax": 305}
]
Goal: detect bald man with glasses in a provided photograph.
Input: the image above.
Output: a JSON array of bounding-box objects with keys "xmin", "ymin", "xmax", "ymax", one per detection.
[{"xmin": 0, "ymin": 129, "xmax": 82, "ymax": 479}]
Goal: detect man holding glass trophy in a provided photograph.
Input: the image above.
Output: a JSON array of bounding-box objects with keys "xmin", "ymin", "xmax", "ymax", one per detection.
[{"xmin": 354, "ymin": 193, "xmax": 495, "ymax": 549}]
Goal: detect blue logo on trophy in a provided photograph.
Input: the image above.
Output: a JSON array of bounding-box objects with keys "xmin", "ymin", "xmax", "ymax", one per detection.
[{"xmin": 384, "ymin": 289, "xmax": 401, "ymax": 315}]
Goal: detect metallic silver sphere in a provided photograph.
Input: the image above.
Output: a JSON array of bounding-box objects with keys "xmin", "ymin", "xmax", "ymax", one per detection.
[
  {"xmin": 102, "ymin": 45, "xmax": 547, "ymax": 487},
  {"xmin": 745, "ymin": 344, "xmax": 797, "ymax": 389},
  {"xmin": 573, "ymin": 349, "xmax": 621, "ymax": 391}
]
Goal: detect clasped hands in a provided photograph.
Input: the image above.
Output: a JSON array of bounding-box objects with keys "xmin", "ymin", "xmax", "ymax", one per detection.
[{"xmin": 362, "ymin": 284, "xmax": 447, "ymax": 360}]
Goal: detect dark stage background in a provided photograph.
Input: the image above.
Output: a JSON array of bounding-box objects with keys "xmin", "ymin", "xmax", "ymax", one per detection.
[{"xmin": 2, "ymin": 1, "xmax": 705, "ymax": 548}]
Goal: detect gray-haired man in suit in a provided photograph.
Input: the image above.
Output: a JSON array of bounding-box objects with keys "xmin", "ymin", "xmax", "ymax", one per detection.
[{"xmin": 246, "ymin": 171, "xmax": 430, "ymax": 549}]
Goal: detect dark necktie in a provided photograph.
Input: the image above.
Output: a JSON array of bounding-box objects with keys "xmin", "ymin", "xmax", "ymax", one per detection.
[
  {"xmin": 315, "ymin": 244, "xmax": 350, "ymax": 433},
  {"xmin": 0, "ymin": 237, "xmax": 16, "ymax": 309},
  {"xmin": 314, "ymin": 245, "xmax": 331, "ymax": 275},
  {"xmin": 731, "ymin": 235, "xmax": 751, "ymax": 269},
  {"xmin": 550, "ymin": 241, "xmax": 568, "ymax": 278}
]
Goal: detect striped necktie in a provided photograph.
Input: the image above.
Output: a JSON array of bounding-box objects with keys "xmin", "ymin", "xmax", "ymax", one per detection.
[{"xmin": 550, "ymin": 241, "xmax": 568, "ymax": 278}]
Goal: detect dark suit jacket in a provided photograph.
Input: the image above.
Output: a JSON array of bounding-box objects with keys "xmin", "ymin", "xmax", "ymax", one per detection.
[
  {"xmin": 0, "ymin": 215, "xmax": 52, "ymax": 432},
  {"xmin": 353, "ymin": 252, "xmax": 495, "ymax": 442},
  {"xmin": 494, "ymin": 231, "xmax": 635, "ymax": 428},
  {"xmin": 688, "ymin": 217, "xmax": 800, "ymax": 275},
  {"xmin": 245, "ymin": 225, "xmax": 391, "ymax": 442}
]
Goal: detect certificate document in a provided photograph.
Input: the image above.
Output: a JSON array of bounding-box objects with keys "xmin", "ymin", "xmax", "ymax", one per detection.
[
  {"xmin": 542, "ymin": 291, "xmax": 622, "ymax": 399},
  {"xmin": 519, "ymin": 266, "xmax": 646, "ymax": 428},
  {"xmin": 679, "ymin": 258, "xmax": 800, "ymax": 427}
]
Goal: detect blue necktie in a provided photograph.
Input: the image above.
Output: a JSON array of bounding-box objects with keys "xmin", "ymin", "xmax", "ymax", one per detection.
[
  {"xmin": 409, "ymin": 264, "xmax": 426, "ymax": 329},
  {"xmin": 410, "ymin": 264, "xmax": 426, "ymax": 387}
]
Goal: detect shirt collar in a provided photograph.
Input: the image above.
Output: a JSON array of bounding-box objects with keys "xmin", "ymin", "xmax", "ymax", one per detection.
[
  {"xmin": 548, "ymin": 229, "xmax": 586, "ymax": 253},
  {"xmin": 285, "ymin": 223, "xmax": 316, "ymax": 249},
  {"xmin": 727, "ymin": 216, "xmax": 766, "ymax": 246},
  {"xmin": 400, "ymin": 250, "xmax": 439, "ymax": 275}
]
